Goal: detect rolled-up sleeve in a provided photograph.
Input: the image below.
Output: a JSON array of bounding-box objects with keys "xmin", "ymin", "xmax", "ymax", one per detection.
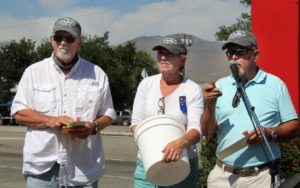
[
  {"xmin": 98, "ymin": 75, "xmax": 116, "ymax": 121},
  {"xmin": 11, "ymin": 68, "xmax": 34, "ymax": 116},
  {"xmin": 186, "ymin": 84, "xmax": 204, "ymax": 134}
]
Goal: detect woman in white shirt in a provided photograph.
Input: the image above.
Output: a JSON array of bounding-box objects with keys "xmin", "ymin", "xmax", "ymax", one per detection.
[{"xmin": 131, "ymin": 36, "xmax": 204, "ymax": 188}]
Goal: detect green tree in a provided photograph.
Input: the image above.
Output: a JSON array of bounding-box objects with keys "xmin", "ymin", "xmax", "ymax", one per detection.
[
  {"xmin": 198, "ymin": 136, "xmax": 217, "ymax": 188},
  {"xmin": 35, "ymin": 38, "xmax": 52, "ymax": 62},
  {"xmin": 109, "ymin": 42, "xmax": 157, "ymax": 110},
  {"xmin": 0, "ymin": 32, "xmax": 156, "ymax": 112},
  {"xmin": 0, "ymin": 38, "xmax": 36, "ymax": 101},
  {"xmin": 27, "ymin": 32, "xmax": 158, "ymax": 111},
  {"xmin": 215, "ymin": 0, "xmax": 251, "ymax": 41},
  {"xmin": 80, "ymin": 32, "xmax": 114, "ymax": 72}
]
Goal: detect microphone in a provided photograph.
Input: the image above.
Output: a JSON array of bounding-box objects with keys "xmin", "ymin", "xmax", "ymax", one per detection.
[{"xmin": 229, "ymin": 61, "xmax": 241, "ymax": 83}]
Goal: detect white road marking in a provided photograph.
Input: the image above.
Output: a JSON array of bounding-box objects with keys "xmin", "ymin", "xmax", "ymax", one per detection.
[{"xmin": 0, "ymin": 138, "xmax": 24, "ymax": 140}]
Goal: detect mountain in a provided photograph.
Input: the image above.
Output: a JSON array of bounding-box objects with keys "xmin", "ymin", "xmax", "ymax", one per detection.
[{"xmin": 129, "ymin": 34, "xmax": 230, "ymax": 84}]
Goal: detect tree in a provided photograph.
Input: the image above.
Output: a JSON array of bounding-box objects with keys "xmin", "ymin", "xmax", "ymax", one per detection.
[
  {"xmin": 0, "ymin": 32, "xmax": 157, "ymax": 112},
  {"xmin": 108, "ymin": 42, "xmax": 157, "ymax": 110},
  {"xmin": 0, "ymin": 38, "xmax": 36, "ymax": 101},
  {"xmin": 80, "ymin": 32, "xmax": 114, "ymax": 72},
  {"xmin": 215, "ymin": 0, "xmax": 251, "ymax": 41},
  {"xmin": 35, "ymin": 38, "xmax": 52, "ymax": 61}
]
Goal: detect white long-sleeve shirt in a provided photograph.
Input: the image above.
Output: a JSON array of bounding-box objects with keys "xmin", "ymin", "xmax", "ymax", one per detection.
[
  {"xmin": 11, "ymin": 55, "xmax": 116, "ymax": 186},
  {"xmin": 131, "ymin": 74, "xmax": 204, "ymax": 159}
]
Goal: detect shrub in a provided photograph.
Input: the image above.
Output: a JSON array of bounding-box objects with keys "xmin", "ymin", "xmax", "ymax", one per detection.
[
  {"xmin": 280, "ymin": 137, "xmax": 300, "ymax": 177},
  {"xmin": 198, "ymin": 136, "xmax": 217, "ymax": 188},
  {"xmin": 198, "ymin": 135, "xmax": 300, "ymax": 188}
]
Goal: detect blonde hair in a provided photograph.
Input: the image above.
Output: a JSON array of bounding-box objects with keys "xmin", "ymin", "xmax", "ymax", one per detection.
[{"xmin": 179, "ymin": 54, "xmax": 187, "ymax": 74}]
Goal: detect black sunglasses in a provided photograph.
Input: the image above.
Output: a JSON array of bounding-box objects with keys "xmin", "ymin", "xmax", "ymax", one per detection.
[
  {"xmin": 232, "ymin": 90, "xmax": 241, "ymax": 108},
  {"xmin": 53, "ymin": 35, "xmax": 76, "ymax": 43},
  {"xmin": 226, "ymin": 48, "xmax": 252, "ymax": 57},
  {"xmin": 158, "ymin": 97, "xmax": 165, "ymax": 114}
]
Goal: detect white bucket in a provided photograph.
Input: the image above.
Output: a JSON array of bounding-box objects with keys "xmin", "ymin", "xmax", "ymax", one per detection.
[{"xmin": 134, "ymin": 115, "xmax": 190, "ymax": 186}]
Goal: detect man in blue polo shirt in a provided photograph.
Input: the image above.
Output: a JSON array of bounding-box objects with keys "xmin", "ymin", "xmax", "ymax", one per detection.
[{"xmin": 201, "ymin": 30, "xmax": 300, "ymax": 188}]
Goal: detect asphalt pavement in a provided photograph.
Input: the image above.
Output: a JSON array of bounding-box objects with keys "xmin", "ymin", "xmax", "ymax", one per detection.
[
  {"xmin": 102, "ymin": 125, "xmax": 133, "ymax": 136},
  {"xmin": 0, "ymin": 124, "xmax": 136, "ymax": 188}
]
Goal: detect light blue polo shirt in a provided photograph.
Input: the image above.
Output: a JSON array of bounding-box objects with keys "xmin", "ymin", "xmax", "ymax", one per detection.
[{"xmin": 215, "ymin": 68, "xmax": 298, "ymax": 167}]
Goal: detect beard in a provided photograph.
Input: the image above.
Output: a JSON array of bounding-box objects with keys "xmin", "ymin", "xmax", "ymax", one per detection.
[
  {"xmin": 238, "ymin": 67, "xmax": 245, "ymax": 76},
  {"xmin": 56, "ymin": 47, "xmax": 72, "ymax": 63}
]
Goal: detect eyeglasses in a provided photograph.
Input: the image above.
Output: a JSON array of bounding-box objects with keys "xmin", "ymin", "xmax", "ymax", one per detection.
[
  {"xmin": 232, "ymin": 90, "xmax": 241, "ymax": 108},
  {"xmin": 226, "ymin": 48, "xmax": 252, "ymax": 57},
  {"xmin": 53, "ymin": 35, "xmax": 76, "ymax": 43},
  {"xmin": 158, "ymin": 97, "xmax": 165, "ymax": 114}
]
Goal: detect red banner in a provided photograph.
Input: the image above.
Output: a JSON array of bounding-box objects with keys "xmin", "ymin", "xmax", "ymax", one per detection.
[{"xmin": 252, "ymin": 0, "xmax": 299, "ymax": 113}]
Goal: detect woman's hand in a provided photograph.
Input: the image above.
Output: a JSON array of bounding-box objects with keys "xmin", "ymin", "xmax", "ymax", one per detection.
[{"xmin": 161, "ymin": 138, "xmax": 186, "ymax": 163}]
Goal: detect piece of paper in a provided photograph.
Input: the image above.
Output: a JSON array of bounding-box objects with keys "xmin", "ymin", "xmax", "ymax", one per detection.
[
  {"xmin": 218, "ymin": 131, "xmax": 255, "ymax": 160},
  {"xmin": 63, "ymin": 121, "xmax": 88, "ymax": 129}
]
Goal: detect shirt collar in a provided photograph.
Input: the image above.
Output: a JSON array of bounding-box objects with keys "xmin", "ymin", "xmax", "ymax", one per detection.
[
  {"xmin": 229, "ymin": 67, "xmax": 267, "ymax": 85},
  {"xmin": 51, "ymin": 53, "xmax": 81, "ymax": 75}
]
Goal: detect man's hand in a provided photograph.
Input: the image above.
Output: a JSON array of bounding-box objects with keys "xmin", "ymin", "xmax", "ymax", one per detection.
[
  {"xmin": 247, "ymin": 127, "xmax": 272, "ymax": 144},
  {"xmin": 203, "ymin": 82, "xmax": 222, "ymax": 105},
  {"xmin": 200, "ymin": 83, "xmax": 222, "ymax": 137},
  {"xmin": 45, "ymin": 115, "xmax": 74, "ymax": 128},
  {"xmin": 65, "ymin": 122, "xmax": 95, "ymax": 139}
]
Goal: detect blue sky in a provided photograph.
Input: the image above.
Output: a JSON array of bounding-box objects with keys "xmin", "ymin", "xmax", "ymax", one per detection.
[{"xmin": 0, "ymin": 0, "xmax": 250, "ymax": 45}]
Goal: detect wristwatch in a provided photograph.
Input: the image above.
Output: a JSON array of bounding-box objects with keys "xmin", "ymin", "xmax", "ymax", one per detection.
[
  {"xmin": 270, "ymin": 128, "xmax": 278, "ymax": 141},
  {"xmin": 91, "ymin": 122, "xmax": 100, "ymax": 135}
]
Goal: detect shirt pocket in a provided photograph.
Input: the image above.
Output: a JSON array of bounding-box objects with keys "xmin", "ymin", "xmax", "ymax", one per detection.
[
  {"xmin": 86, "ymin": 87, "xmax": 101, "ymax": 108},
  {"xmin": 77, "ymin": 86, "xmax": 101, "ymax": 116},
  {"xmin": 33, "ymin": 84, "xmax": 56, "ymax": 113}
]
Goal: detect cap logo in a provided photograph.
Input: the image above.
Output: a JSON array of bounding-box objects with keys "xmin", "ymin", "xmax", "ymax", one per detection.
[
  {"xmin": 57, "ymin": 17, "xmax": 77, "ymax": 27},
  {"xmin": 162, "ymin": 37, "xmax": 178, "ymax": 45},
  {"xmin": 229, "ymin": 30, "xmax": 247, "ymax": 39}
]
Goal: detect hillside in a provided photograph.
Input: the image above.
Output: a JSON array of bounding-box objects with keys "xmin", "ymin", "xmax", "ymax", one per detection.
[{"xmin": 130, "ymin": 34, "xmax": 230, "ymax": 84}]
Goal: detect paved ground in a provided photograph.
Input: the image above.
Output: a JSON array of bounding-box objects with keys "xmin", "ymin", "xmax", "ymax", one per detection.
[{"xmin": 0, "ymin": 125, "xmax": 136, "ymax": 188}]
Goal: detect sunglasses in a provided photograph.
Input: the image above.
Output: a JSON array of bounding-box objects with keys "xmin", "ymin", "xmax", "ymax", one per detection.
[
  {"xmin": 53, "ymin": 35, "xmax": 76, "ymax": 43},
  {"xmin": 232, "ymin": 90, "xmax": 241, "ymax": 108},
  {"xmin": 158, "ymin": 97, "xmax": 165, "ymax": 114},
  {"xmin": 226, "ymin": 48, "xmax": 252, "ymax": 57}
]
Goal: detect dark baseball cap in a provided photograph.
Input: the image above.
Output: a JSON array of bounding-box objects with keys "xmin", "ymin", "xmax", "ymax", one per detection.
[
  {"xmin": 222, "ymin": 30, "xmax": 257, "ymax": 50},
  {"xmin": 53, "ymin": 17, "xmax": 81, "ymax": 37},
  {"xmin": 153, "ymin": 36, "xmax": 187, "ymax": 55}
]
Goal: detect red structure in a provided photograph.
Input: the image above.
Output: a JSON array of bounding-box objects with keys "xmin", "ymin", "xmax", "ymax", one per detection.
[{"xmin": 252, "ymin": 0, "xmax": 299, "ymax": 113}]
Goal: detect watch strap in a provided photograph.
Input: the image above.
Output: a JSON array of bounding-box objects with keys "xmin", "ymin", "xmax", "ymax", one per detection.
[{"xmin": 91, "ymin": 122, "xmax": 99, "ymax": 135}]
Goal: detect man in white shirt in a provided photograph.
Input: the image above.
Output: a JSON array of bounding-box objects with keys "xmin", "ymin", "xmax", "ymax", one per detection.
[{"xmin": 11, "ymin": 17, "xmax": 116, "ymax": 188}]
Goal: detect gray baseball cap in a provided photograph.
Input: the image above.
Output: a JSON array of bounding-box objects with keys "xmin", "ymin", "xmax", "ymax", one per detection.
[
  {"xmin": 222, "ymin": 30, "xmax": 257, "ymax": 50},
  {"xmin": 153, "ymin": 36, "xmax": 187, "ymax": 55},
  {"xmin": 53, "ymin": 17, "xmax": 81, "ymax": 37}
]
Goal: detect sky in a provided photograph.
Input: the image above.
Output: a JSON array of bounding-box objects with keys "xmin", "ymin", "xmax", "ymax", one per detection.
[{"xmin": 0, "ymin": 0, "xmax": 250, "ymax": 45}]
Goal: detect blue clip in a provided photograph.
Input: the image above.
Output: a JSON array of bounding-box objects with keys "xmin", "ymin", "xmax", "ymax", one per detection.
[{"xmin": 179, "ymin": 96, "xmax": 187, "ymax": 113}]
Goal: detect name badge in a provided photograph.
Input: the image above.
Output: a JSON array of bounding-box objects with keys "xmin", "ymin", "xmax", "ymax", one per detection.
[{"xmin": 179, "ymin": 96, "xmax": 187, "ymax": 113}]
